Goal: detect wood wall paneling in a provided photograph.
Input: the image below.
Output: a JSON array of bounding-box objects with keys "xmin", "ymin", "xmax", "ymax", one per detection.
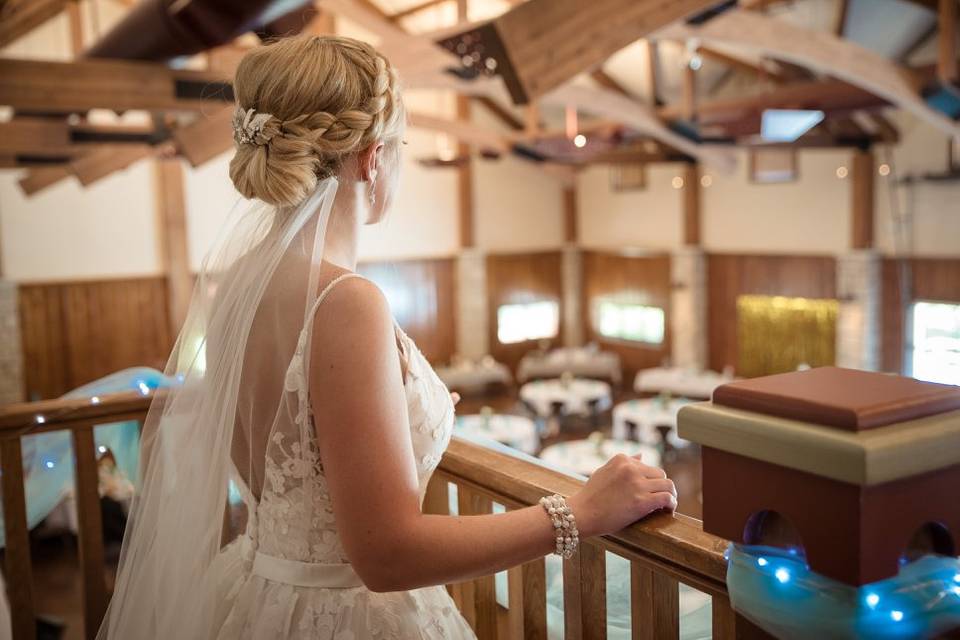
[
  {"xmin": 486, "ymin": 251, "xmax": 564, "ymax": 372},
  {"xmin": 581, "ymin": 251, "xmax": 672, "ymax": 380},
  {"xmin": 881, "ymin": 257, "xmax": 960, "ymax": 374},
  {"xmin": 358, "ymin": 257, "xmax": 457, "ymax": 366},
  {"xmin": 18, "ymin": 277, "xmax": 174, "ymax": 400},
  {"xmin": 707, "ymin": 254, "xmax": 837, "ymax": 375}
]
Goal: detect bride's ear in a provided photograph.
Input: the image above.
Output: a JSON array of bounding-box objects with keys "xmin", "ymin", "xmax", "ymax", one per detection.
[{"xmin": 358, "ymin": 141, "xmax": 385, "ymax": 183}]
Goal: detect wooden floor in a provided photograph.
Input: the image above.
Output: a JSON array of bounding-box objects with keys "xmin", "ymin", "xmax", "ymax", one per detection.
[{"xmin": 26, "ymin": 385, "xmax": 702, "ymax": 640}]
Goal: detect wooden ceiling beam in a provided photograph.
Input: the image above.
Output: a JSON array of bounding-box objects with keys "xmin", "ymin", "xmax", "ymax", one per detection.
[
  {"xmin": 656, "ymin": 8, "xmax": 960, "ymax": 137},
  {"xmin": 437, "ymin": 0, "xmax": 721, "ymax": 103},
  {"xmin": 390, "ymin": 0, "xmax": 450, "ymax": 22},
  {"xmin": 938, "ymin": 0, "xmax": 958, "ymax": 86},
  {"xmin": 408, "ymin": 111, "xmax": 510, "ymax": 153},
  {"xmin": 590, "ymin": 69, "xmax": 635, "ymax": 99},
  {"xmin": 0, "ymin": 0, "xmax": 69, "ymax": 48},
  {"xmin": 471, "ymin": 96, "xmax": 524, "ymax": 130},
  {"xmin": 18, "ymin": 166, "xmax": 72, "ymax": 196},
  {"xmin": 0, "ymin": 57, "xmax": 232, "ymax": 113},
  {"xmin": 69, "ymin": 144, "xmax": 154, "ymax": 186},
  {"xmin": 0, "ymin": 118, "xmax": 71, "ymax": 155},
  {"xmin": 171, "ymin": 106, "xmax": 234, "ymax": 167}
]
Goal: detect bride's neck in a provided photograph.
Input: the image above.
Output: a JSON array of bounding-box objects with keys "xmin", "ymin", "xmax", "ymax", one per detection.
[{"xmin": 323, "ymin": 180, "xmax": 367, "ymax": 271}]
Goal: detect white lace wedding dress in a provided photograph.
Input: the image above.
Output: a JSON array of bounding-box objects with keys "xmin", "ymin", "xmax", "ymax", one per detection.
[{"xmin": 210, "ymin": 274, "xmax": 477, "ymax": 639}]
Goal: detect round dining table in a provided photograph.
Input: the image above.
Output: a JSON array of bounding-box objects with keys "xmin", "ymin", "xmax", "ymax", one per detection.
[
  {"xmin": 539, "ymin": 438, "xmax": 661, "ymax": 477},
  {"xmin": 518, "ymin": 378, "xmax": 612, "ymax": 417},
  {"xmin": 455, "ymin": 413, "xmax": 539, "ymax": 455},
  {"xmin": 612, "ymin": 397, "xmax": 695, "ymax": 448}
]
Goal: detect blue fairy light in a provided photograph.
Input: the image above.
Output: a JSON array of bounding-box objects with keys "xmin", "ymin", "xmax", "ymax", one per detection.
[
  {"xmin": 775, "ymin": 568, "xmax": 790, "ymax": 584},
  {"xmin": 35, "ymin": 414, "xmax": 46, "ymax": 424},
  {"xmin": 44, "ymin": 460, "xmax": 55, "ymax": 469},
  {"xmin": 865, "ymin": 593, "xmax": 880, "ymax": 608},
  {"xmin": 890, "ymin": 610, "xmax": 904, "ymax": 622},
  {"xmin": 137, "ymin": 380, "xmax": 150, "ymax": 396},
  {"xmin": 91, "ymin": 396, "xmax": 101, "ymax": 405},
  {"xmin": 954, "ymin": 574, "xmax": 960, "ymax": 584},
  {"xmin": 757, "ymin": 557, "xmax": 769, "ymax": 567}
]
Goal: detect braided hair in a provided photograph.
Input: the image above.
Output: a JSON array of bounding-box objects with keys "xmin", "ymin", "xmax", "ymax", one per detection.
[{"xmin": 229, "ymin": 36, "xmax": 404, "ymax": 208}]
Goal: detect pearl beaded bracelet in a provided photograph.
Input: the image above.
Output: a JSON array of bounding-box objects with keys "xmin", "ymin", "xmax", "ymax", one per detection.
[{"xmin": 539, "ymin": 494, "xmax": 579, "ymax": 559}]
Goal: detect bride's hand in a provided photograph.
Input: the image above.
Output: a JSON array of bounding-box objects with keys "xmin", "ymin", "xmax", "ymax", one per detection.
[{"xmin": 567, "ymin": 453, "xmax": 676, "ymax": 539}]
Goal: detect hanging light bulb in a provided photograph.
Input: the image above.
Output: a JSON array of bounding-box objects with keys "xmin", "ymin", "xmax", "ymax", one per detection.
[{"xmin": 573, "ymin": 134, "xmax": 587, "ymax": 148}]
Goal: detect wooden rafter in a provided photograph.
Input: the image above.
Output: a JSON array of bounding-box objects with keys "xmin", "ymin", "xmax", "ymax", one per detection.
[
  {"xmin": 171, "ymin": 106, "xmax": 234, "ymax": 167},
  {"xmin": 655, "ymin": 8, "xmax": 960, "ymax": 137},
  {"xmin": 0, "ymin": 57, "xmax": 232, "ymax": 113},
  {"xmin": 0, "ymin": 0, "xmax": 69, "ymax": 49},
  {"xmin": 590, "ymin": 69, "xmax": 634, "ymax": 99},
  {"xmin": 472, "ymin": 96, "xmax": 524, "ymax": 130},
  {"xmin": 408, "ymin": 111, "xmax": 510, "ymax": 153},
  {"xmin": 437, "ymin": 0, "xmax": 719, "ymax": 103},
  {"xmin": 390, "ymin": 0, "xmax": 450, "ymax": 22}
]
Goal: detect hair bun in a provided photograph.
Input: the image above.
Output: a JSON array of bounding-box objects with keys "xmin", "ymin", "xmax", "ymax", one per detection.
[{"xmin": 229, "ymin": 137, "xmax": 321, "ymax": 208}]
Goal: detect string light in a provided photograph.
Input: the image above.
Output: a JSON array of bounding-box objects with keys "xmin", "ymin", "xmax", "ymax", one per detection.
[
  {"xmin": 890, "ymin": 610, "xmax": 904, "ymax": 622},
  {"xmin": 689, "ymin": 54, "xmax": 703, "ymax": 71},
  {"xmin": 757, "ymin": 557, "xmax": 769, "ymax": 567},
  {"xmin": 878, "ymin": 163, "xmax": 890, "ymax": 176},
  {"xmin": 836, "ymin": 166, "xmax": 848, "ymax": 179},
  {"xmin": 35, "ymin": 415, "xmax": 46, "ymax": 425},
  {"xmin": 672, "ymin": 176, "xmax": 684, "ymax": 189},
  {"xmin": 137, "ymin": 381, "xmax": 150, "ymax": 396},
  {"xmin": 91, "ymin": 396, "xmax": 101, "ymax": 405},
  {"xmin": 44, "ymin": 460, "xmax": 55, "ymax": 469},
  {"xmin": 775, "ymin": 568, "xmax": 791, "ymax": 583},
  {"xmin": 700, "ymin": 175, "xmax": 712, "ymax": 187},
  {"xmin": 573, "ymin": 134, "xmax": 587, "ymax": 148},
  {"xmin": 865, "ymin": 593, "xmax": 880, "ymax": 608},
  {"xmin": 98, "ymin": 445, "xmax": 108, "ymax": 454}
]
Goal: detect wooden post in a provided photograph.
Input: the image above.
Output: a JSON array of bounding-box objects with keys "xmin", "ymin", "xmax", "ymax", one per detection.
[
  {"xmin": 850, "ymin": 149, "xmax": 874, "ymax": 249},
  {"xmin": 631, "ymin": 562, "xmax": 679, "ymax": 639},
  {"xmin": 681, "ymin": 61, "xmax": 697, "ymax": 122},
  {"xmin": 72, "ymin": 427, "xmax": 109, "ymax": 639},
  {"xmin": 67, "ymin": 0, "xmax": 83, "ymax": 56},
  {"xmin": 563, "ymin": 185, "xmax": 578, "ymax": 244},
  {"xmin": 456, "ymin": 0, "xmax": 474, "ymax": 250},
  {"xmin": 939, "ymin": 0, "xmax": 958, "ymax": 86},
  {"xmin": 1, "ymin": 437, "xmax": 36, "ymax": 640},
  {"xmin": 683, "ymin": 163, "xmax": 701, "ymax": 246},
  {"xmin": 154, "ymin": 158, "xmax": 192, "ymax": 332}
]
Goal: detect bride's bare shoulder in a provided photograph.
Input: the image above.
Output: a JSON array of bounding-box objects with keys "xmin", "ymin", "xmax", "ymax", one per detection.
[{"xmin": 313, "ymin": 266, "xmax": 392, "ymax": 337}]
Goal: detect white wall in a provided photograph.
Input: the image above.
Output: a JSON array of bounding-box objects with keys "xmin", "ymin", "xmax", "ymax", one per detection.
[
  {"xmin": 0, "ymin": 161, "xmax": 161, "ymax": 282},
  {"xmin": 702, "ymin": 148, "xmax": 850, "ymax": 255},
  {"xmin": 577, "ymin": 163, "xmax": 684, "ymax": 250}
]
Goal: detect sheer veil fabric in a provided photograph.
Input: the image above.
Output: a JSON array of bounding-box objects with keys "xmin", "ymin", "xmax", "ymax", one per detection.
[{"xmin": 98, "ymin": 178, "xmax": 340, "ymax": 639}]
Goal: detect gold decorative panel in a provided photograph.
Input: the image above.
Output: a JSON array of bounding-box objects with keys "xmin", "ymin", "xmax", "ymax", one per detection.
[{"xmin": 736, "ymin": 294, "xmax": 838, "ymax": 378}]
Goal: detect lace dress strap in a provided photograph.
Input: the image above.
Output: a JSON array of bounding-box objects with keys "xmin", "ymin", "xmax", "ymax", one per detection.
[{"xmin": 304, "ymin": 272, "xmax": 366, "ymax": 329}]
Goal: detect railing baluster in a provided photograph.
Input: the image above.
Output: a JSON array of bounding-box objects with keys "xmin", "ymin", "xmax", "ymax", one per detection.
[
  {"xmin": 1, "ymin": 436, "xmax": 36, "ymax": 640},
  {"xmin": 711, "ymin": 593, "xmax": 738, "ymax": 640},
  {"xmin": 72, "ymin": 427, "xmax": 109, "ymax": 640},
  {"xmin": 563, "ymin": 541, "xmax": 606, "ymax": 640},
  {"xmin": 456, "ymin": 486, "xmax": 497, "ymax": 639},
  {"xmin": 508, "ymin": 556, "xmax": 547, "ymax": 639},
  {"xmin": 630, "ymin": 561, "xmax": 679, "ymax": 639},
  {"xmin": 423, "ymin": 474, "xmax": 449, "ymax": 516}
]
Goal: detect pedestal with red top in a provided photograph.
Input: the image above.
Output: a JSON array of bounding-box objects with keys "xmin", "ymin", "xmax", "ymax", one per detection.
[{"xmin": 679, "ymin": 366, "xmax": 960, "ymax": 587}]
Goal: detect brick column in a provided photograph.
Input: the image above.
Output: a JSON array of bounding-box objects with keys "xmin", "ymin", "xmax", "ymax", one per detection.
[
  {"xmin": 561, "ymin": 245, "xmax": 583, "ymax": 347},
  {"xmin": 0, "ymin": 280, "xmax": 24, "ymax": 404},
  {"xmin": 670, "ymin": 248, "xmax": 707, "ymax": 370},
  {"xmin": 836, "ymin": 251, "xmax": 881, "ymax": 371},
  {"xmin": 456, "ymin": 248, "xmax": 489, "ymax": 359}
]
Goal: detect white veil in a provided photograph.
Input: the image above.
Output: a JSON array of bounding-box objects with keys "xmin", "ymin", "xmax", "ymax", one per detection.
[{"xmin": 97, "ymin": 177, "xmax": 340, "ymax": 639}]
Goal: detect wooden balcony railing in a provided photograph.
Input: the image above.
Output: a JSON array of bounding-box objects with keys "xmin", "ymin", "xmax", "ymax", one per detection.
[{"xmin": 0, "ymin": 392, "xmax": 747, "ymax": 640}]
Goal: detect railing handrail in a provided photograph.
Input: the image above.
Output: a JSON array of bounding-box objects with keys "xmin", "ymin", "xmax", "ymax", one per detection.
[
  {"xmin": 0, "ymin": 391, "xmax": 154, "ymax": 435},
  {"xmin": 439, "ymin": 437, "xmax": 730, "ymax": 595}
]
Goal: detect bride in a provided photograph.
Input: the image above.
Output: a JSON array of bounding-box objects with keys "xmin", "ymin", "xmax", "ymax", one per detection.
[{"xmin": 98, "ymin": 35, "xmax": 677, "ymax": 639}]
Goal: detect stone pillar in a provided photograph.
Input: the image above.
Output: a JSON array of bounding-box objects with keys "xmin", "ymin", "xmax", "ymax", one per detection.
[
  {"xmin": 670, "ymin": 248, "xmax": 707, "ymax": 370},
  {"xmin": 0, "ymin": 280, "xmax": 24, "ymax": 404},
  {"xmin": 561, "ymin": 245, "xmax": 583, "ymax": 347},
  {"xmin": 835, "ymin": 251, "xmax": 881, "ymax": 371},
  {"xmin": 456, "ymin": 248, "xmax": 489, "ymax": 359}
]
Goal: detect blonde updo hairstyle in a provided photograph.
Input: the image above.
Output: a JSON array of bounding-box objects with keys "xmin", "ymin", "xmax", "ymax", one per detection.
[{"xmin": 229, "ymin": 35, "xmax": 405, "ymax": 207}]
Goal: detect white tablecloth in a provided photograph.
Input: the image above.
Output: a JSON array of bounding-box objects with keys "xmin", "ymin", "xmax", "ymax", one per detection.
[
  {"xmin": 519, "ymin": 378, "xmax": 612, "ymax": 417},
  {"xmin": 539, "ymin": 439, "xmax": 661, "ymax": 477},
  {"xmin": 517, "ymin": 347, "xmax": 622, "ymax": 384},
  {"xmin": 633, "ymin": 367, "xmax": 734, "ymax": 399},
  {"xmin": 455, "ymin": 414, "xmax": 539, "ymax": 454},
  {"xmin": 435, "ymin": 360, "xmax": 512, "ymax": 392},
  {"xmin": 612, "ymin": 398, "xmax": 695, "ymax": 447}
]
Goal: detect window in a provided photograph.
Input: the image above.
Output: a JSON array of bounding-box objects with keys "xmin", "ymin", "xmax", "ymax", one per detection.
[
  {"xmin": 497, "ymin": 301, "xmax": 559, "ymax": 344},
  {"xmin": 593, "ymin": 300, "xmax": 665, "ymax": 345},
  {"xmin": 911, "ymin": 301, "xmax": 960, "ymax": 385}
]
